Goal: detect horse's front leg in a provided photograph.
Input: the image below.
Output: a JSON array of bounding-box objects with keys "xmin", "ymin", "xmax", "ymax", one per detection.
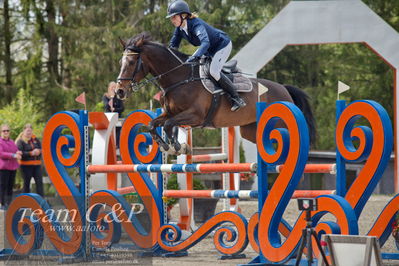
[
  {"xmin": 171, "ymin": 126, "xmax": 183, "ymax": 153},
  {"xmin": 163, "ymin": 124, "xmax": 186, "ymax": 155},
  {"xmin": 163, "ymin": 111, "xmax": 202, "ymax": 155},
  {"xmin": 148, "ymin": 114, "xmax": 170, "ymax": 152}
]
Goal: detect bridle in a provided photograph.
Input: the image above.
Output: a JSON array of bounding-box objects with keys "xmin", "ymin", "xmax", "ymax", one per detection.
[
  {"xmin": 117, "ymin": 49, "xmax": 144, "ymax": 97},
  {"xmin": 116, "ymin": 44, "xmax": 203, "ymax": 98}
]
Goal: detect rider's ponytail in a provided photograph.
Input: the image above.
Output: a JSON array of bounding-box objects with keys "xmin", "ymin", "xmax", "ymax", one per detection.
[
  {"xmin": 182, "ymin": 12, "xmax": 198, "ymax": 19},
  {"xmin": 189, "ymin": 12, "xmax": 198, "ymax": 19}
]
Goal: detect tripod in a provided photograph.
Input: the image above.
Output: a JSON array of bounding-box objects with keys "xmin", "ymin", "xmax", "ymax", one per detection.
[{"xmin": 295, "ymin": 210, "xmax": 329, "ymax": 266}]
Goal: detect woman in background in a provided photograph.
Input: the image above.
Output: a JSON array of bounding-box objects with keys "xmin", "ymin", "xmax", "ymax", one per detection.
[
  {"xmin": 0, "ymin": 124, "xmax": 21, "ymax": 209},
  {"xmin": 16, "ymin": 124, "xmax": 44, "ymax": 196},
  {"xmin": 103, "ymin": 82, "xmax": 125, "ymax": 147},
  {"xmin": 103, "ymin": 81, "xmax": 125, "ymax": 117}
]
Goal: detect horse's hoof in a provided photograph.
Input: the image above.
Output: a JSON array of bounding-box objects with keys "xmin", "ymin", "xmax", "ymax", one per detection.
[
  {"xmin": 173, "ymin": 143, "xmax": 182, "ymax": 153},
  {"xmin": 180, "ymin": 143, "xmax": 192, "ymax": 155},
  {"xmin": 160, "ymin": 145, "xmax": 169, "ymax": 153},
  {"xmin": 173, "ymin": 145, "xmax": 183, "ymax": 156},
  {"xmin": 167, "ymin": 145, "xmax": 180, "ymax": 156}
]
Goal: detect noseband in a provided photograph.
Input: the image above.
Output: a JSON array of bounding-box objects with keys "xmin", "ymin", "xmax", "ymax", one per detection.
[{"xmin": 117, "ymin": 47, "xmax": 143, "ymax": 93}]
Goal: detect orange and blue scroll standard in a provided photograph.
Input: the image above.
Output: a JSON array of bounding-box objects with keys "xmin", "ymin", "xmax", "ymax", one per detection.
[
  {"xmin": 251, "ymin": 102, "xmax": 358, "ymax": 264},
  {"xmin": 6, "ymin": 111, "xmax": 87, "ymax": 256},
  {"xmin": 89, "ymin": 109, "xmax": 163, "ymax": 251},
  {"xmin": 336, "ymin": 100, "xmax": 396, "ymax": 247}
]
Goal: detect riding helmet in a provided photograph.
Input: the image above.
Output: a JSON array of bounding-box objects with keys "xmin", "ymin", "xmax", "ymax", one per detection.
[{"xmin": 166, "ymin": 0, "xmax": 191, "ymax": 18}]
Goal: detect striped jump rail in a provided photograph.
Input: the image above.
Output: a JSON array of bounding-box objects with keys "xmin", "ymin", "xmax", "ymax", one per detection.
[
  {"xmin": 87, "ymin": 163, "xmax": 257, "ymax": 174},
  {"xmin": 267, "ymin": 163, "xmax": 336, "ymax": 174},
  {"xmin": 163, "ymin": 189, "xmax": 336, "ymax": 199},
  {"xmin": 112, "ymin": 163, "xmax": 335, "ymax": 173}
]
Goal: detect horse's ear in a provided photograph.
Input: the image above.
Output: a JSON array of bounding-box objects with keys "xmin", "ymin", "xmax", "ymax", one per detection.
[
  {"xmin": 119, "ymin": 37, "xmax": 126, "ymax": 49},
  {"xmin": 136, "ymin": 36, "xmax": 145, "ymax": 47}
]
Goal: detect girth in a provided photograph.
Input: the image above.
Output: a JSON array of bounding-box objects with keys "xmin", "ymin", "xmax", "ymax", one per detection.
[{"xmin": 202, "ymin": 91, "xmax": 222, "ymax": 128}]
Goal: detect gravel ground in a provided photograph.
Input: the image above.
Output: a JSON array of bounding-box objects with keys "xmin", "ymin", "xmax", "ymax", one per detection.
[
  {"xmin": 0, "ymin": 195, "xmax": 397, "ymax": 265},
  {"xmin": 153, "ymin": 195, "xmax": 399, "ymax": 266}
]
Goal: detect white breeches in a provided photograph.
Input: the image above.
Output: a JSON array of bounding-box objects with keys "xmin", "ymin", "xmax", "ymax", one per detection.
[{"xmin": 209, "ymin": 41, "xmax": 232, "ymax": 81}]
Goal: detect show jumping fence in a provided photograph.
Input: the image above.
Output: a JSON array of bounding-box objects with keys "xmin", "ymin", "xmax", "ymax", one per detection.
[{"xmin": 1, "ymin": 100, "xmax": 398, "ymax": 265}]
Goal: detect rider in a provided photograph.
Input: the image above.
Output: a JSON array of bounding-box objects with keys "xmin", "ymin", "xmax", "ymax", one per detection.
[{"xmin": 166, "ymin": 0, "xmax": 246, "ymax": 112}]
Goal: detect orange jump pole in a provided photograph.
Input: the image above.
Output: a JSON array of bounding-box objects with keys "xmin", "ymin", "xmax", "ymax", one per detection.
[{"xmin": 269, "ymin": 163, "xmax": 336, "ymax": 174}]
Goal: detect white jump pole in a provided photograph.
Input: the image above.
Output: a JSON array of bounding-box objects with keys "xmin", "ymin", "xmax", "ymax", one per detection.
[
  {"xmin": 176, "ymin": 127, "xmax": 195, "ymax": 231},
  {"xmin": 222, "ymin": 127, "xmax": 241, "ymax": 212}
]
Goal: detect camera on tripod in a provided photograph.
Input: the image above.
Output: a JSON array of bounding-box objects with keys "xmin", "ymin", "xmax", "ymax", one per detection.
[
  {"xmin": 295, "ymin": 197, "xmax": 330, "ymax": 266},
  {"xmin": 297, "ymin": 198, "xmax": 318, "ymax": 211}
]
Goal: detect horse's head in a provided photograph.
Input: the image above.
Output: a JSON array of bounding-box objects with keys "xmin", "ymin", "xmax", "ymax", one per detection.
[{"xmin": 116, "ymin": 33, "xmax": 151, "ymax": 100}]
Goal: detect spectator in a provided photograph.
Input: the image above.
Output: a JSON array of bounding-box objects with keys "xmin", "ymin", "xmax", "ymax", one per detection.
[
  {"xmin": 102, "ymin": 81, "xmax": 125, "ymax": 117},
  {"xmin": 103, "ymin": 82, "xmax": 125, "ymax": 148},
  {"xmin": 16, "ymin": 124, "xmax": 44, "ymax": 196},
  {"xmin": 0, "ymin": 124, "xmax": 21, "ymax": 209}
]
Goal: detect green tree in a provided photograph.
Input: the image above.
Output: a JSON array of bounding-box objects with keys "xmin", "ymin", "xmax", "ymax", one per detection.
[
  {"xmin": 0, "ymin": 0, "xmax": 397, "ymax": 152},
  {"xmin": 0, "ymin": 89, "xmax": 45, "ymax": 140}
]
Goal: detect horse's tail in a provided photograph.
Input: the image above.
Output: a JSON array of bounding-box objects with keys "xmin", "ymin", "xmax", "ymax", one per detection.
[{"xmin": 284, "ymin": 85, "xmax": 317, "ymax": 145}]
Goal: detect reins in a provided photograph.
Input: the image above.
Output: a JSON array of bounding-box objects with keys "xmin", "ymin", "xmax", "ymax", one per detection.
[
  {"xmin": 161, "ymin": 62, "xmax": 204, "ymax": 95},
  {"xmin": 134, "ymin": 60, "xmax": 195, "ymax": 94},
  {"xmin": 119, "ymin": 45, "xmax": 204, "ymax": 96}
]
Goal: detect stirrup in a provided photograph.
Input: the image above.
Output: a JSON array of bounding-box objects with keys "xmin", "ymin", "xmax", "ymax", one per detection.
[{"xmin": 231, "ymin": 97, "xmax": 246, "ymax": 112}]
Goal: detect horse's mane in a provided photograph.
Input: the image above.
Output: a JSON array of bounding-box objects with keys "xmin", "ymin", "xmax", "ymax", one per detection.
[
  {"xmin": 126, "ymin": 32, "xmax": 153, "ymax": 47},
  {"xmin": 127, "ymin": 32, "xmax": 188, "ymax": 60}
]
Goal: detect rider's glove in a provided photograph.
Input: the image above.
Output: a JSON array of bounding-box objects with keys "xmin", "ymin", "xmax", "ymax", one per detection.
[{"xmin": 186, "ymin": 56, "xmax": 198, "ymax": 63}]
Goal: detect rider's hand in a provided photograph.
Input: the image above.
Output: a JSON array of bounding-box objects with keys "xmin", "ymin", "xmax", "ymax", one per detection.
[{"xmin": 186, "ymin": 56, "xmax": 198, "ymax": 63}]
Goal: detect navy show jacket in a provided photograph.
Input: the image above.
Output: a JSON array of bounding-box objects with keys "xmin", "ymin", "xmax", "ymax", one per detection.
[{"xmin": 169, "ymin": 17, "xmax": 230, "ymax": 58}]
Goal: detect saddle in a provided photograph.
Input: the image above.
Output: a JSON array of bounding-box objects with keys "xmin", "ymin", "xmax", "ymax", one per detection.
[
  {"xmin": 198, "ymin": 58, "xmax": 253, "ymax": 128},
  {"xmin": 222, "ymin": 60, "xmax": 239, "ymax": 73},
  {"xmin": 199, "ymin": 58, "xmax": 253, "ymax": 94}
]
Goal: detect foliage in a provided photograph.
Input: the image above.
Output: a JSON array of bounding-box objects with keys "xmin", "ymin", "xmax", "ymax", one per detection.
[
  {"xmin": 261, "ymin": 43, "xmax": 394, "ymax": 150},
  {"xmin": 165, "ymin": 174, "xmax": 179, "ymax": 207},
  {"xmin": 123, "ymin": 192, "xmax": 142, "ymax": 204},
  {"xmin": 94, "ymin": 101, "xmax": 106, "ymax": 113},
  {"xmin": 192, "ymin": 128, "xmax": 221, "ymax": 147},
  {"xmin": 0, "ymin": 89, "xmax": 46, "ymax": 191},
  {"xmin": 165, "ymin": 173, "xmax": 205, "ymax": 207},
  {"xmin": 0, "ymin": 89, "xmax": 45, "ymax": 140},
  {"xmin": 0, "ymin": 0, "xmax": 398, "ymax": 151}
]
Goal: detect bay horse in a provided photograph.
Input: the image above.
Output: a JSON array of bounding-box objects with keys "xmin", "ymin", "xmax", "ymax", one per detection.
[{"xmin": 116, "ymin": 32, "xmax": 315, "ymax": 154}]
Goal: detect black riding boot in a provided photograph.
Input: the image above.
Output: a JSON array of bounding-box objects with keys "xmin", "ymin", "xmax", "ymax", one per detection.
[{"xmin": 218, "ymin": 73, "xmax": 246, "ymax": 111}]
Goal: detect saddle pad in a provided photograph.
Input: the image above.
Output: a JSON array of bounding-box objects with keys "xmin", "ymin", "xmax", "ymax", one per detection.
[{"xmin": 200, "ymin": 63, "xmax": 253, "ymax": 94}]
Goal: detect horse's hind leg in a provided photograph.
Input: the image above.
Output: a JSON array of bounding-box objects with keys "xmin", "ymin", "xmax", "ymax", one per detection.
[{"xmin": 240, "ymin": 123, "xmax": 257, "ymax": 143}]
